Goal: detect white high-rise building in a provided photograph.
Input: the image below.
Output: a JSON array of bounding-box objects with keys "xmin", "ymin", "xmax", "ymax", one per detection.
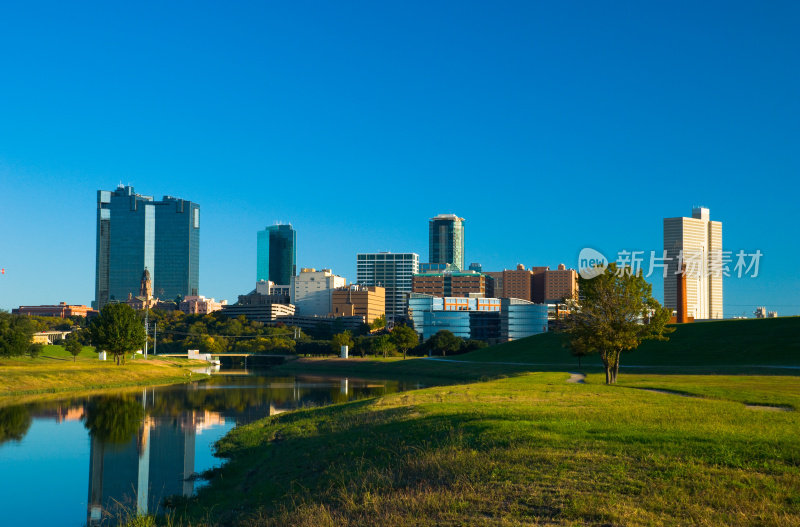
[
  {"xmin": 663, "ymin": 207, "xmax": 723, "ymax": 320},
  {"xmin": 357, "ymin": 252, "xmax": 420, "ymax": 322},
  {"xmin": 290, "ymin": 269, "xmax": 346, "ymax": 317}
]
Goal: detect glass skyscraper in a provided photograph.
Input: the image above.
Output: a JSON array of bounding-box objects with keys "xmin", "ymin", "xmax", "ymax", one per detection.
[
  {"xmin": 94, "ymin": 185, "xmax": 199, "ymax": 309},
  {"xmin": 429, "ymin": 214, "xmax": 465, "ymax": 270},
  {"xmin": 257, "ymin": 224, "xmax": 296, "ymax": 286}
]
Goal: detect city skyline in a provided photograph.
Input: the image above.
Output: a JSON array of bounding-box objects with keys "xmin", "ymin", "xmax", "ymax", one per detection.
[
  {"xmin": 0, "ymin": 184, "xmax": 795, "ymax": 317},
  {"xmin": 1, "ymin": 2, "xmax": 798, "ymax": 316}
]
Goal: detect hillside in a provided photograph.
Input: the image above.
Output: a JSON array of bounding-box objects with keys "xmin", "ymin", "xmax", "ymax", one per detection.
[{"xmin": 459, "ymin": 316, "xmax": 800, "ymax": 370}]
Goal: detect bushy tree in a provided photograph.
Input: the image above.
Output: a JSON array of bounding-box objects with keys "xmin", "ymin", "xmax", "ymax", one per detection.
[
  {"xmin": 428, "ymin": 330, "xmax": 462, "ymax": 357},
  {"xmin": 331, "ymin": 331, "xmax": 354, "ymax": 354},
  {"xmin": 563, "ymin": 263, "xmax": 673, "ymax": 384},
  {"xmin": 28, "ymin": 342, "xmax": 44, "ymax": 359},
  {"xmin": 88, "ymin": 303, "xmax": 146, "ymax": 365},
  {"xmin": 372, "ymin": 334, "xmax": 396, "ymax": 358},
  {"xmin": 369, "ymin": 315, "xmax": 387, "ymax": 331},
  {"xmin": 0, "ymin": 311, "xmax": 37, "ymax": 357},
  {"xmin": 65, "ymin": 334, "xmax": 84, "ymax": 362},
  {"xmin": 390, "ymin": 324, "xmax": 418, "ymax": 360},
  {"xmin": 461, "ymin": 339, "xmax": 488, "ymax": 353}
]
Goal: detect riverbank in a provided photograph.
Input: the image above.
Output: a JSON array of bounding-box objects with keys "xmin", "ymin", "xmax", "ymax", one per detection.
[
  {"xmin": 179, "ymin": 370, "xmax": 800, "ymax": 525},
  {"xmin": 0, "ymin": 346, "xmax": 209, "ymax": 402}
]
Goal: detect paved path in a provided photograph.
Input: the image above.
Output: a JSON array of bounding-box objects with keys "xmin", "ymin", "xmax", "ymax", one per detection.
[{"xmin": 566, "ymin": 372, "xmax": 586, "ymax": 384}]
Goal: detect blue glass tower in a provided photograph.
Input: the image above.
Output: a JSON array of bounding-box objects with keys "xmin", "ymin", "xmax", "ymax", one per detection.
[
  {"xmin": 256, "ymin": 224, "xmax": 296, "ymax": 285},
  {"xmin": 94, "ymin": 186, "xmax": 199, "ymax": 309},
  {"xmin": 429, "ymin": 214, "xmax": 465, "ymax": 270}
]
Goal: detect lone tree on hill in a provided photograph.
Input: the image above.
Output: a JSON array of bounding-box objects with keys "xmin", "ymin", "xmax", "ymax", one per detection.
[
  {"xmin": 390, "ymin": 324, "xmax": 418, "ymax": 359},
  {"xmin": 65, "ymin": 334, "xmax": 83, "ymax": 362},
  {"xmin": 88, "ymin": 303, "xmax": 146, "ymax": 365},
  {"xmin": 563, "ymin": 263, "xmax": 672, "ymax": 384}
]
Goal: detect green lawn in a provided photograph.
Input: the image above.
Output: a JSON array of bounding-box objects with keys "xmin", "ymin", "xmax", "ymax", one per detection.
[
  {"xmin": 458, "ymin": 316, "xmax": 800, "ymax": 371},
  {"xmin": 179, "ymin": 372, "xmax": 800, "ymax": 526},
  {"xmin": 0, "ymin": 348, "xmax": 208, "ymax": 402},
  {"xmin": 131, "ymin": 317, "xmax": 800, "ymax": 525}
]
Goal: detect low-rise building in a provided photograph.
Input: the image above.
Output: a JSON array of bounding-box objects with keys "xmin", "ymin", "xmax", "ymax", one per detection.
[
  {"xmin": 274, "ymin": 314, "xmax": 364, "ymax": 333},
  {"xmin": 179, "ymin": 295, "xmax": 228, "ymax": 315},
  {"xmin": 220, "ymin": 302, "xmax": 296, "ymax": 323},
  {"xmin": 407, "ymin": 293, "xmax": 548, "ymax": 342},
  {"xmin": 331, "ymin": 285, "xmax": 385, "ymax": 325},
  {"xmin": 13, "ymin": 302, "xmax": 97, "ymax": 319},
  {"xmin": 31, "ymin": 331, "xmax": 72, "ymax": 345}
]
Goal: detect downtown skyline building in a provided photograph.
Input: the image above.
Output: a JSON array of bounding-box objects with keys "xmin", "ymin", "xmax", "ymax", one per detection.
[
  {"xmin": 429, "ymin": 214, "xmax": 465, "ymax": 270},
  {"xmin": 663, "ymin": 207, "xmax": 723, "ymax": 320},
  {"xmin": 257, "ymin": 224, "xmax": 296, "ymax": 287},
  {"xmin": 357, "ymin": 252, "xmax": 419, "ymax": 322},
  {"xmin": 94, "ymin": 185, "xmax": 199, "ymax": 309}
]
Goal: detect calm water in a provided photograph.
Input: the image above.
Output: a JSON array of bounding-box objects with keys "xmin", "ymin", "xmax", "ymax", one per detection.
[{"xmin": 0, "ymin": 368, "xmax": 420, "ymax": 526}]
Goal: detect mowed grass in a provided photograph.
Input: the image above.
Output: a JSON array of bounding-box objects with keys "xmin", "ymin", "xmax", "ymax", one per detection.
[
  {"xmin": 458, "ymin": 316, "xmax": 800, "ymax": 371},
  {"xmin": 277, "ymin": 355, "xmax": 540, "ymax": 384},
  {"xmin": 180, "ymin": 372, "xmax": 800, "ymax": 526},
  {"xmin": 0, "ymin": 345, "xmax": 207, "ymax": 401}
]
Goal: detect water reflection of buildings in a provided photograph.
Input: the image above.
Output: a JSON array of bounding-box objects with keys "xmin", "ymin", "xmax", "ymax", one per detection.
[
  {"xmin": 43, "ymin": 376, "xmax": 399, "ymax": 525},
  {"xmin": 87, "ymin": 410, "xmax": 223, "ymax": 525}
]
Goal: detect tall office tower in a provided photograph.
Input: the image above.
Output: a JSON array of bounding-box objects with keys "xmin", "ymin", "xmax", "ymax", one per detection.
[
  {"xmin": 357, "ymin": 252, "xmax": 419, "ymax": 322},
  {"xmin": 429, "ymin": 214, "xmax": 465, "ymax": 270},
  {"xmin": 94, "ymin": 186, "xmax": 199, "ymax": 309},
  {"xmin": 257, "ymin": 224, "xmax": 296, "ymax": 286},
  {"xmin": 663, "ymin": 207, "xmax": 723, "ymax": 319}
]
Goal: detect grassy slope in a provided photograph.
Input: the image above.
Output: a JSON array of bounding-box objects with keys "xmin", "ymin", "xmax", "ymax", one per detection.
[
  {"xmin": 0, "ymin": 346, "xmax": 208, "ymax": 401},
  {"xmin": 457, "ymin": 316, "xmax": 800, "ymax": 370},
  {"xmin": 182, "ymin": 372, "xmax": 800, "ymax": 526},
  {"xmin": 171, "ymin": 318, "xmax": 800, "ymax": 525}
]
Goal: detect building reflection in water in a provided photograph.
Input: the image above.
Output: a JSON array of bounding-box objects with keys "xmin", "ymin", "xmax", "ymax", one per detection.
[
  {"xmin": 0, "ymin": 374, "xmax": 405, "ymax": 526},
  {"xmin": 87, "ymin": 410, "xmax": 206, "ymax": 524}
]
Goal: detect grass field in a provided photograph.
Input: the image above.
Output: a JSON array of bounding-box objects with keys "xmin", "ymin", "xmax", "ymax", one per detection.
[
  {"xmin": 166, "ymin": 318, "xmax": 800, "ymax": 525},
  {"xmin": 178, "ymin": 371, "xmax": 800, "ymax": 526},
  {"xmin": 458, "ymin": 316, "xmax": 800, "ymax": 370},
  {"xmin": 0, "ymin": 345, "xmax": 208, "ymax": 402}
]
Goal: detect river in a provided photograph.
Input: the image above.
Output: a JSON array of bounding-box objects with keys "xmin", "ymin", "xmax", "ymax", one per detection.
[{"xmin": 0, "ymin": 367, "xmax": 421, "ymax": 526}]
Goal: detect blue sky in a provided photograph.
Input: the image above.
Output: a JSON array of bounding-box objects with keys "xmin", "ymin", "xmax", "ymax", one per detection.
[{"xmin": 1, "ymin": 1, "xmax": 798, "ymax": 317}]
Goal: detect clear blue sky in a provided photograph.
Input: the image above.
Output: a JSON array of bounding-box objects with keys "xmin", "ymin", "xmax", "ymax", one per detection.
[{"xmin": 1, "ymin": 1, "xmax": 798, "ymax": 317}]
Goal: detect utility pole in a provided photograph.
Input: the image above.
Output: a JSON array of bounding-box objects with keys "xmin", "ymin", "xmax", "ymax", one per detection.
[
  {"xmin": 144, "ymin": 308, "xmax": 149, "ymax": 358},
  {"xmin": 153, "ymin": 321, "xmax": 157, "ymax": 355}
]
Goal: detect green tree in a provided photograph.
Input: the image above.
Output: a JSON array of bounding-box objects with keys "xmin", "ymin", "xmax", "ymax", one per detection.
[
  {"xmin": 331, "ymin": 331, "xmax": 354, "ymax": 355},
  {"xmin": 65, "ymin": 334, "xmax": 83, "ymax": 362},
  {"xmin": 0, "ymin": 311, "xmax": 37, "ymax": 357},
  {"xmin": 369, "ymin": 315, "xmax": 387, "ymax": 331},
  {"xmin": 390, "ymin": 324, "xmax": 418, "ymax": 360},
  {"xmin": 372, "ymin": 334, "xmax": 396, "ymax": 359},
  {"xmin": 428, "ymin": 330, "xmax": 462, "ymax": 357},
  {"xmin": 563, "ymin": 263, "xmax": 673, "ymax": 384},
  {"xmin": 28, "ymin": 342, "xmax": 44, "ymax": 359},
  {"xmin": 87, "ymin": 303, "xmax": 147, "ymax": 365}
]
